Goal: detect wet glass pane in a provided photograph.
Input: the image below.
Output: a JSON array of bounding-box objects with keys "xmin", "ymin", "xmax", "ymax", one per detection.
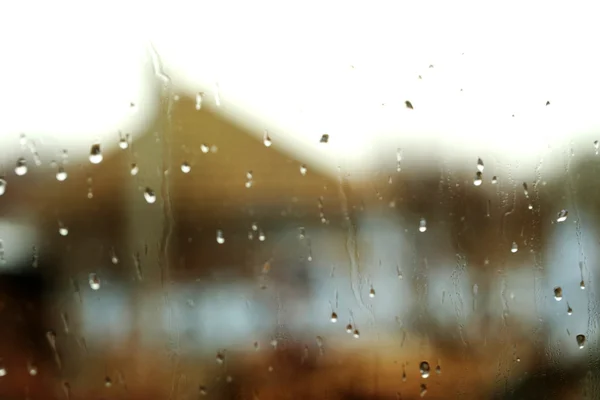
[{"xmin": 1, "ymin": 3, "xmax": 600, "ymax": 399}]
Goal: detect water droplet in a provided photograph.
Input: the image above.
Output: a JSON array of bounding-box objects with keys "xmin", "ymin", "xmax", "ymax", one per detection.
[
  {"xmin": 300, "ymin": 164, "xmax": 307, "ymax": 176},
  {"xmin": 345, "ymin": 324, "xmax": 353, "ymax": 334},
  {"xmin": 473, "ymin": 171, "xmax": 483, "ymax": 186},
  {"xmin": 595, "ymin": 140, "xmax": 599, "ymax": 155},
  {"xmin": 118, "ymin": 135, "xmax": 129, "ymax": 150},
  {"xmin": 420, "ymin": 384, "xmax": 427, "ymax": 397},
  {"xmin": 216, "ymin": 351, "xmax": 225, "ymax": 364},
  {"xmin": 89, "ymin": 144, "xmax": 103, "ymax": 164},
  {"xmin": 104, "ymin": 377, "xmax": 112, "ymax": 387},
  {"xmin": 419, "ymin": 361, "xmax": 430, "ymax": 379},
  {"xmin": 216, "ymin": 230, "xmax": 225, "ymax": 244},
  {"xmin": 477, "ymin": 158, "xmax": 485, "ymax": 172},
  {"xmin": 258, "ymin": 230, "xmax": 265, "ymax": 241},
  {"xmin": 576, "ymin": 334, "xmax": 586, "ymax": 349},
  {"xmin": 0, "ymin": 365, "xmax": 6, "ymax": 377},
  {"xmin": 320, "ymin": 134, "xmax": 329, "ymax": 144},
  {"xmin": 56, "ymin": 166, "xmax": 68, "ymax": 181},
  {"xmin": 510, "ymin": 242, "xmax": 518, "ymax": 253},
  {"xmin": 491, "ymin": 176, "xmax": 498, "ymax": 184},
  {"xmin": 181, "ymin": 162, "xmax": 191, "ymax": 173},
  {"xmin": 567, "ymin": 303, "xmax": 573, "ymax": 315},
  {"xmin": 396, "ymin": 148, "xmax": 403, "ymax": 172},
  {"xmin": 195, "ymin": 92, "xmax": 203, "ymax": 110},
  {"xmin": 201, "ymin": 144, "xmax": 210, "ymax": 153},
  {"xmin": 130, "ymin": 163, "xmax": 139, "ymax": 176},
  {"xmin": 369, "ymin": 287, "xmax": 376, "ymax": 298},
  {"xmin": 556, "ymin": 209, "xmax": 568, "ymax": 222},
  {"xmin": 252, "ymin": 223, "xmax": 258, "ymax": 231},
  {"xmin": 580, "ymin": 280, "xmax": 586, "ymax": 290},
  {"xmin": 263, "ymin": 131, "xmax": 272, "ymax": 147},
  {"xmin": 553, "ymin": 286, "xmax": 563, "ymax": 301},
  {"xmin": 144, "ymin": 188, "xmax": 156, "ymax": 204},
  {"xmin": 405, "ymin": 100, "xmax": 414, "ymax": 109},
  {"xmin": 245, "ymin": 170, "xmax": 253, "ymax": 188},
  {"xmin": 522, "ymin": 182, "xmax": 529, "ymax": 198},
  {"xmin": 15, "ymin": 158, "xmax": 27, "ymax": 176},
  {"xmin": 199, "ymin": 385, "xmax": 208, "ymax": 396},
  {"xmin": 89, "ymin": 273, "xmax": 101, "ymax": 290},
  {"xmin": 59, "ymin": 226, "xmax": 69, "ymax": 236},
  {"xmin": 353, "ymin": 329, "xmax": 360, "ymax": 338},
  {"xmin": 435, "ymin": 365, "xmax": 441, "ymax": 375},
  {"xmin": 28, "ymin": 364, "xmax": 38, "ymax": 376},
  {"xmin": 0, "ymin": 179, "xmax": 7, "ymax": 196},
  {"xmin": 419, "ymin": 218, "xmax": 427, "ymax": 232},
  {"xmin": 330, "ymin": 312, "xmax": 338, "ymax": 323}
]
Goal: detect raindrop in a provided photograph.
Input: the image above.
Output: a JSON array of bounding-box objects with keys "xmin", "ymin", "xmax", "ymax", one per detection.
[
  {"xmin": 104, "ymin": 377, "xmax": 112, "ymax": 387},
  {"xmin": 522, "ymin": 182, "xmax": 529, "ymax": 198},
  {"xmin": 89, "ymin": 144, "xmax": 103, "ymax": 164},
  {"xmin": 195, "ymin": 92, "xmax": 203, "ymax": 110},
  {"xmin": 580, "ymin": 280, "xmax": 585, "ymax": 290},
  {"xmin": 201, "ymin": 144, "xmax": 210, "ymax": 153},
  {"xmin": 144, "ymin": 188, "xmax": 156, "ymax": 204},
  {"xmin": 245, "ymin": 171, "xmax": 253, "ymax": 188},
  {"xmin": 369, "ymin": 287, "xmax": 376, "ymax": 298},
  {"xmin": 56, "ymin": 166, "xmax": 68, "ymax": 181},
  {"xmin": 353, "ymin": 329, "xmax": 360, "ymax": 338},
  {"xmin": 89, "ymin": 273, "xmax": 101, "ymax": 290},
  {"xmin": 28, "ymin": 364, "xmax": 38, "ymax": 376},
  {"xmin": 130, "ymin": 163, "xmax": 139, "ymax": 176},
  {"xmin": 181, "ymin": 162, "xmax": 191, "ymax": 174},
  {"xmin": 420, "ymin": 384, "xmax": 427, "ymax": 397},
  {"xmin": 320, "ymin": 134, "xmax": 329, "ymax": 144},
  {"xmin": 419, "ymin": 361, "xmax": 430, "ymax": 379},
  {"xmin": 396, "ymin": 148, "xmax": 403, "ymax": 172},
  {"xmin": 300, "ymin": 164, "xmax": 307, "ymax": 176},
  {"xmin": 435, "ymin": 365, "xmax": 441, "ymax": 375},
  {"xmin": 216, "ymin": 351, "xmax": 225, "ymax": 364},
  {"xmin": 576, "ymin": 334, "xmax": 586, "ymax": 349},
  {"xmin": 199, "ymin": 386, "xmax": 208, "ymax": 396},
  {"xmin": 476, "ymin": 158, "xmax": 484, "ymax": 172},
  {"xmin": 473, "ymin": 172, "xmax": 483, "ymax": 186},
  {"xmin": 0, "ymin": 364, "xmax": 6, "ymax": 377},
  {"xmin": 510, "ymin": 242, "xmax": 518, "ymax": 253},
  {"xmin": 251, "ymin": 223, "xmax": 258, "ymax": 231},
  {"xmin": 263, "ymin": 131, "xmax": 272, "ymax": 147},
  {"xmin": 405, "ymin": 100, "xmax": 414, "ymax": 109},
  {"xmin": 402, "ymin": 369, "xmax": 407, "ymax": 382},
  {"xmin": 0, "ymin": 179, "xmax": 6, "ymax": 196},
  {"xmin": 216, "ymin": 230, "xmax": 225, "ymax": 244},
  {"xmin": 59, "ymin": 226, "xmax": 69, "ymax": 236},
  {"xmin": 345, "ymin": 324, "xmax": 353, "ymax": 334},
  {"xmin": 258, "ymin": 230, "xmax": 265, "ymax": 241},
  {"xmin": 15, "ymin": 158, "xmax": 27, "ymax": 176},
  {"xmin": 118, "ymin": 135, "xmax": 129, "ymax": 150},
  {"xmin": 553, "ymin": 286, "xmax": 563, "ymax": 301},
  {"xmin": 419, "ymin": 218, "xmax": 427, "ymax": 232},
  {"xmin": 567, "ymin": 303, "xmax": 573, "ymax": 315},
  {"xmin": 595, "ymin": 140, "xmax": 599, "ymax": 155},
  {"xmin": 330, "ymin": 312, "xmax": 338, "ymax": 323},
  {"xmin": 556, "ymin": 209, "xmax": 568, "ymax": 223}
]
